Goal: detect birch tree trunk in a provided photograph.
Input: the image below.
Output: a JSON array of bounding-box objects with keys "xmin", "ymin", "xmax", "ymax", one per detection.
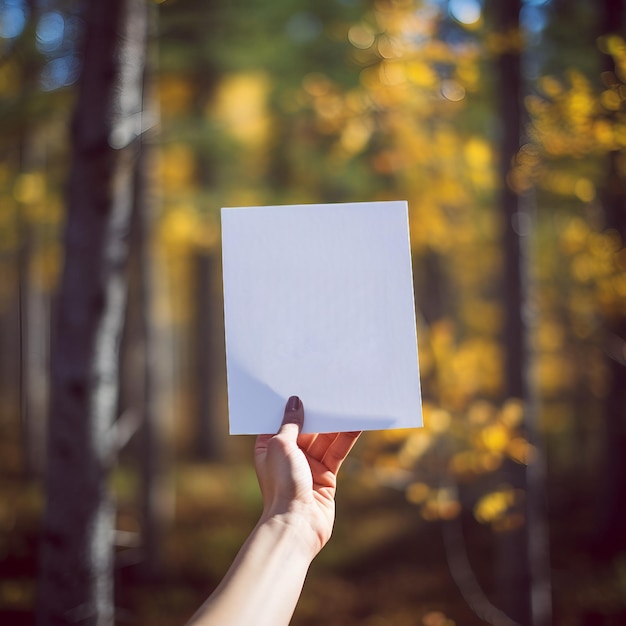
[{"xmin": 37, "ymin": 1, "xmax": 148, "ymax": 624}]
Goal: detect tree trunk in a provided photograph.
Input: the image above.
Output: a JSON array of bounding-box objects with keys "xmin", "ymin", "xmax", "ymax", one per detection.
[
  {"xmin": 593, "ymin": 0, "xmax": 626, "ymax": 559},
  {"xmin": 37, "ymin": 0, "xmax": 148, "ymax": 624},
  {"xmin": 491, "ymin": 0, "xmax": 551, "ymax": 624},
  {"xmin": 18, "ymin": 135, "xmax": 51, "ymax": 479},
  {"xmin": 193, "ymin": 250, "xmax": 227, "ymax": 460},
  {"xmin": 136, "ymin": 4, "xmax": 175, "ymax": 578},
  {"xmin": 493, "ymin": 1, "xmax": 530, "ymax": 622}
]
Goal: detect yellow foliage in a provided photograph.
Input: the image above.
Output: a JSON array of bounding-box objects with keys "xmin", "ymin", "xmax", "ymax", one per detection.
[
  {"xmin": 339, "ymin": 116, "xmax": 373, "ymax": 155},
  {"xmin": 600, "ymin": 34, "xmax": 626, "ymax": 61},
  {"xmin": 428, "ymin": 408, "xmax": 451, "ymax": 434},
  {"xmin": 507, "ymin": 437, "xmax": 535, "ymax": 465},
  {"xmin": 21, "ymin": 198, "xmax": 59, "ymax": 228},
  {"xmin": 0, "ymin": 60, "xmax": 21, "ymax": 98},
  {"xmin": 480, "ymin": 451, "xmax": 503, "ymax": 472},
  {"xmin": 451, "ymin": 449, "xmax": 503, "ymax": 476},
  {"xmin": 474, "ymin": 485, "xmax": 515, "ymax": 524},
  {"xmin": 160, "ymin": 75, "xmax": 194, "ymax": 116},
  {"xmin": 159, "ymin": 205, "xmax": 201, "ymax": 249},
  {"xmin": 31, "ymin": 244, "xmax": 61, "ymax": 292},
  {"xmin": 461, "ymin": 299, "xmax": 502, "ymax": 335},
  {"xmin": 535, "ymin": 353, "xmax": 575, "ymax": 395},
  {"xmin": 422, "ymin": 610, "xmax": 456, "ymax": 626},
  {"xmin": 535, "ymin": 318, "xmax": 565, "ymax": 352},
  {"xmin": 480, "ymin": 423, "xmax": 509, "ymax": 453},
  {"xmin": 464, "ymin": 137, "xmax": 494, "ymax": 190},
  {"xmin": 428, "ymin": 319, "xmax": 456, "ymax": 362},
  {"xmin": 211, "ymin": 72, "xmax": 272, "ymax": 146},
  {"xmin": 450, "ymin": 450, "xmax": 478, "ymax": 475},
  {"xmin": 560, "ymin": 217, "xmax": 589, "ymax": 255},
  {"xmin": 485, "ymin": 28, "xmax": 525, "ymax": 56},
  {"xmin": 574, "ymin": 178, "xmax": 596, "ymax": 202},
  {"xmin": 406, "ymin": 61, "xmax": 437, "ymax": 87},
  {"xmin": 381, "ymin": 427, "xmax": 415, "ymax": 444},
  {"xmin": 406, "ymin": 481, "xmax": 430, "ymax": 504},
  {"xmin": 161, "ymin": 144, "xmax": 196, "ymax": 190},
  {"xmin": 499, "ymin": 399, "xmax": 524, "ymax": 428},
  {"xmin": 420, "ymin": 489, "xmax": 461, "ymax": 521},
  {"xmin": 456, "ymin": 60, "xmax": 479, "ymax": 89},
  {"xmin": 601, "ymin": 88, "xmax": 622, "ymax": 111},
  {"xmin": 13, "ymin": 173, "xmax": 46, "ymax": 204},
  {"xmin": 398, "ymin": 430, "xmax": 432, "ymax": 466},
  {"xmin": 348, "ymin": 23, "xmax": 376, "ymax": 50},
  {"xmin": 468, "ymin": 400, "xmax": 496, "ymax": 425},
  {"xmin": 594, "ymin": 119, "xmax": 616, "ymax": 148},
  {"xmin": 450, "ymin": 337, "xmax": 503, "ymax": 399}
]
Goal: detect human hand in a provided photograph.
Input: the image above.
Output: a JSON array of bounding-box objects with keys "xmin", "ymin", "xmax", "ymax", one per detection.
[{"xmin": 254, "ymin": 396, "xmax": 361, "ymax": 557}]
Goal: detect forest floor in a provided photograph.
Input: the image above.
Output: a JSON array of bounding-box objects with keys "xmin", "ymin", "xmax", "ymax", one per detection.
[{"xmin": 1, "ymin": 448, "xmax": 626, "ymax": 625}]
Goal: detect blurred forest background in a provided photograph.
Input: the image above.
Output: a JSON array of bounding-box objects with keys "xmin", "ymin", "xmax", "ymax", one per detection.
[{"xmin": 1, "ymin": 0, "xmax": 625, "ymax": 624}]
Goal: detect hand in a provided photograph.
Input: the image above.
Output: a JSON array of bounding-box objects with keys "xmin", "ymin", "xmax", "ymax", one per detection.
[{"xmin": 254, "ymin": 396, "xmax": 361, "ymax": 557}]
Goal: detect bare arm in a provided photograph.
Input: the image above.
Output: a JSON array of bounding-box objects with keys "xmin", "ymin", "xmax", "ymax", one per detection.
[{"xmin": 187, "ymin": 396, "xmax": 361, "ymax": 626}]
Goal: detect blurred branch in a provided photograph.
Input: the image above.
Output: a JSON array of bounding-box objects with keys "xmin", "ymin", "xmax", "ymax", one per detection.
[
  {"xmin": 113, "ymin": 409, "xmax": 142, "ymax": 453},
  {"xmin": 442, "ymin": 512, "xmax": 521, "ymax": 626}
]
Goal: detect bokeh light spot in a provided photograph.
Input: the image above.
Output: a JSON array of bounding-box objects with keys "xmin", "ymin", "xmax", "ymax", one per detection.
[{"xmin": 449, "ymin": 0, "xmax": 481, "ymax": 25}]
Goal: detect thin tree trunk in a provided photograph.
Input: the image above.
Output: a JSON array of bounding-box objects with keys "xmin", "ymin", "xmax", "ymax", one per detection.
[
  {"xmin": 594, "ymin": 0, "xmax": 626, "ymax": 558},
  {"xmin": 18, "ymin": 135, "xmax": 50, "ymax": 478},
  {"xmin": 19, "ymin": 238, "xmax": 50, "ymax": 477},
  {"xmin": 492, "ymin": 1, "xmax": 551, "ymax": 624},
  {"xmin": 492, "ymin": 2, "xmax": 531, "ymax": 622},
  {"xmin": 0, "ymin": 255, "xmax": 20, "ymax": 435},
  {"xmin": 194, "ymin": 250, "xmax": 227, "ymax": 461},
  {"xmin": 136, "ymin": 4, "xmax": 175, "ymax": 578},
  {"xmin": 15, "ymin": 0, "xmax": 48, "ymax": 479},
  {"xmin": 37, "ymin": 0, "xmax": 148, "ymax": 624}
]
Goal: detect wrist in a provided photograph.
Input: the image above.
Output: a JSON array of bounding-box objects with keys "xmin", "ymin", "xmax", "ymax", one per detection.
[{"xmin": 259, "ymin": 508, "xmax": 327, "ymax": 560}]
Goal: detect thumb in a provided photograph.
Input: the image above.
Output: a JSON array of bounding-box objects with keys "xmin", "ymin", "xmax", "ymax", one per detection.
[
  {"xmin": 277, "ymin": 395, "xmax": 304, "ymax": 440},
  {"xmin": 255, "ymin": 395, "xmax": 304, "ymax": 456}
]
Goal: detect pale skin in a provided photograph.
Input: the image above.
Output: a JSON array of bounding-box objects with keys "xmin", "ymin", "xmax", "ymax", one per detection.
[{"xmin": 187, "ymin": 395, "xmax": 361, "ymax": 626}]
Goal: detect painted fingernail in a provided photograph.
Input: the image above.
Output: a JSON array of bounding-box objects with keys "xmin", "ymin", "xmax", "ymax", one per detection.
[{"xmin": 286, "ymin": 395, "xmax": 301, "ymax": 412}]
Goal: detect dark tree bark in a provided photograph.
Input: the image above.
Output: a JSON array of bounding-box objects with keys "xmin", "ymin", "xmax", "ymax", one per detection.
[
  {"xmin": 18, "ymin": 136, "xmax": 51, "ymax": 479},
  {"xmin": 37, "ymin": 0, "xmax": 148, "ymax": 624},
  {"xmin": 491, "ymin": 2, "xmax": 531, "ymax": 623},
  {"xmin": 490, "ymin": 0, "xmax": 551, "ymax": 624},
  {"xmin": 18, "ymin": 216, "xmax": 50, "ymax": 478},
  {"xmin": 193, "ymin": 250, "xmax": 227, "ymax": 461},
  {"xmin": 136, "ymin": 5, "xmax": 175, "ymax": 577},
  {"xmin": 593, "ymin": 0, "xmax": 626, "ymax": 559}
]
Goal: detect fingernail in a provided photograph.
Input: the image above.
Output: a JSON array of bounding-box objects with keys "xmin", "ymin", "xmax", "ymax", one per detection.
[{"xmin": 286, "ymin": 395, "xmax": 301, "ymax": 412}]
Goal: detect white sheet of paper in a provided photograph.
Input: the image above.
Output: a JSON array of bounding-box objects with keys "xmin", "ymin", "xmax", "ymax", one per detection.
[{"xmin": 221, "ymin": 201, "xmax": 422, "ymax": 434}]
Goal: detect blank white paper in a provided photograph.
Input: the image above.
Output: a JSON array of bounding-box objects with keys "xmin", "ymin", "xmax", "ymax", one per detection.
[{"xmin": 221, "ymin": 201, "xmax": 422, "ymax": 434}]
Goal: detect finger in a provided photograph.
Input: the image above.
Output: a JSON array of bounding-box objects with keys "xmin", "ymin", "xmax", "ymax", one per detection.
[
  {"xmin": 296, "ymin": 432, "xmax": 317, "ymax": 452},
  {"xmin": 276, "ymin": 395, "xmax": 304, "ymax": 440},
  {"xmin": 254, "ymin": 433, "xmax": 273, "ymax": 457},
  {"xmin": 321, "ymin": 431, "xmax": 362, "ymax": 474},
  {"xmin": 306, "ymin": 432, "xmax": 340, "ymax": 462}
]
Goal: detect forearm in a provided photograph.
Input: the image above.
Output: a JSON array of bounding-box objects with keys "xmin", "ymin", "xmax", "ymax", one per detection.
[{"xmin": 188, "ymin": 514, "xmax": 316, "ymax": 626}]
